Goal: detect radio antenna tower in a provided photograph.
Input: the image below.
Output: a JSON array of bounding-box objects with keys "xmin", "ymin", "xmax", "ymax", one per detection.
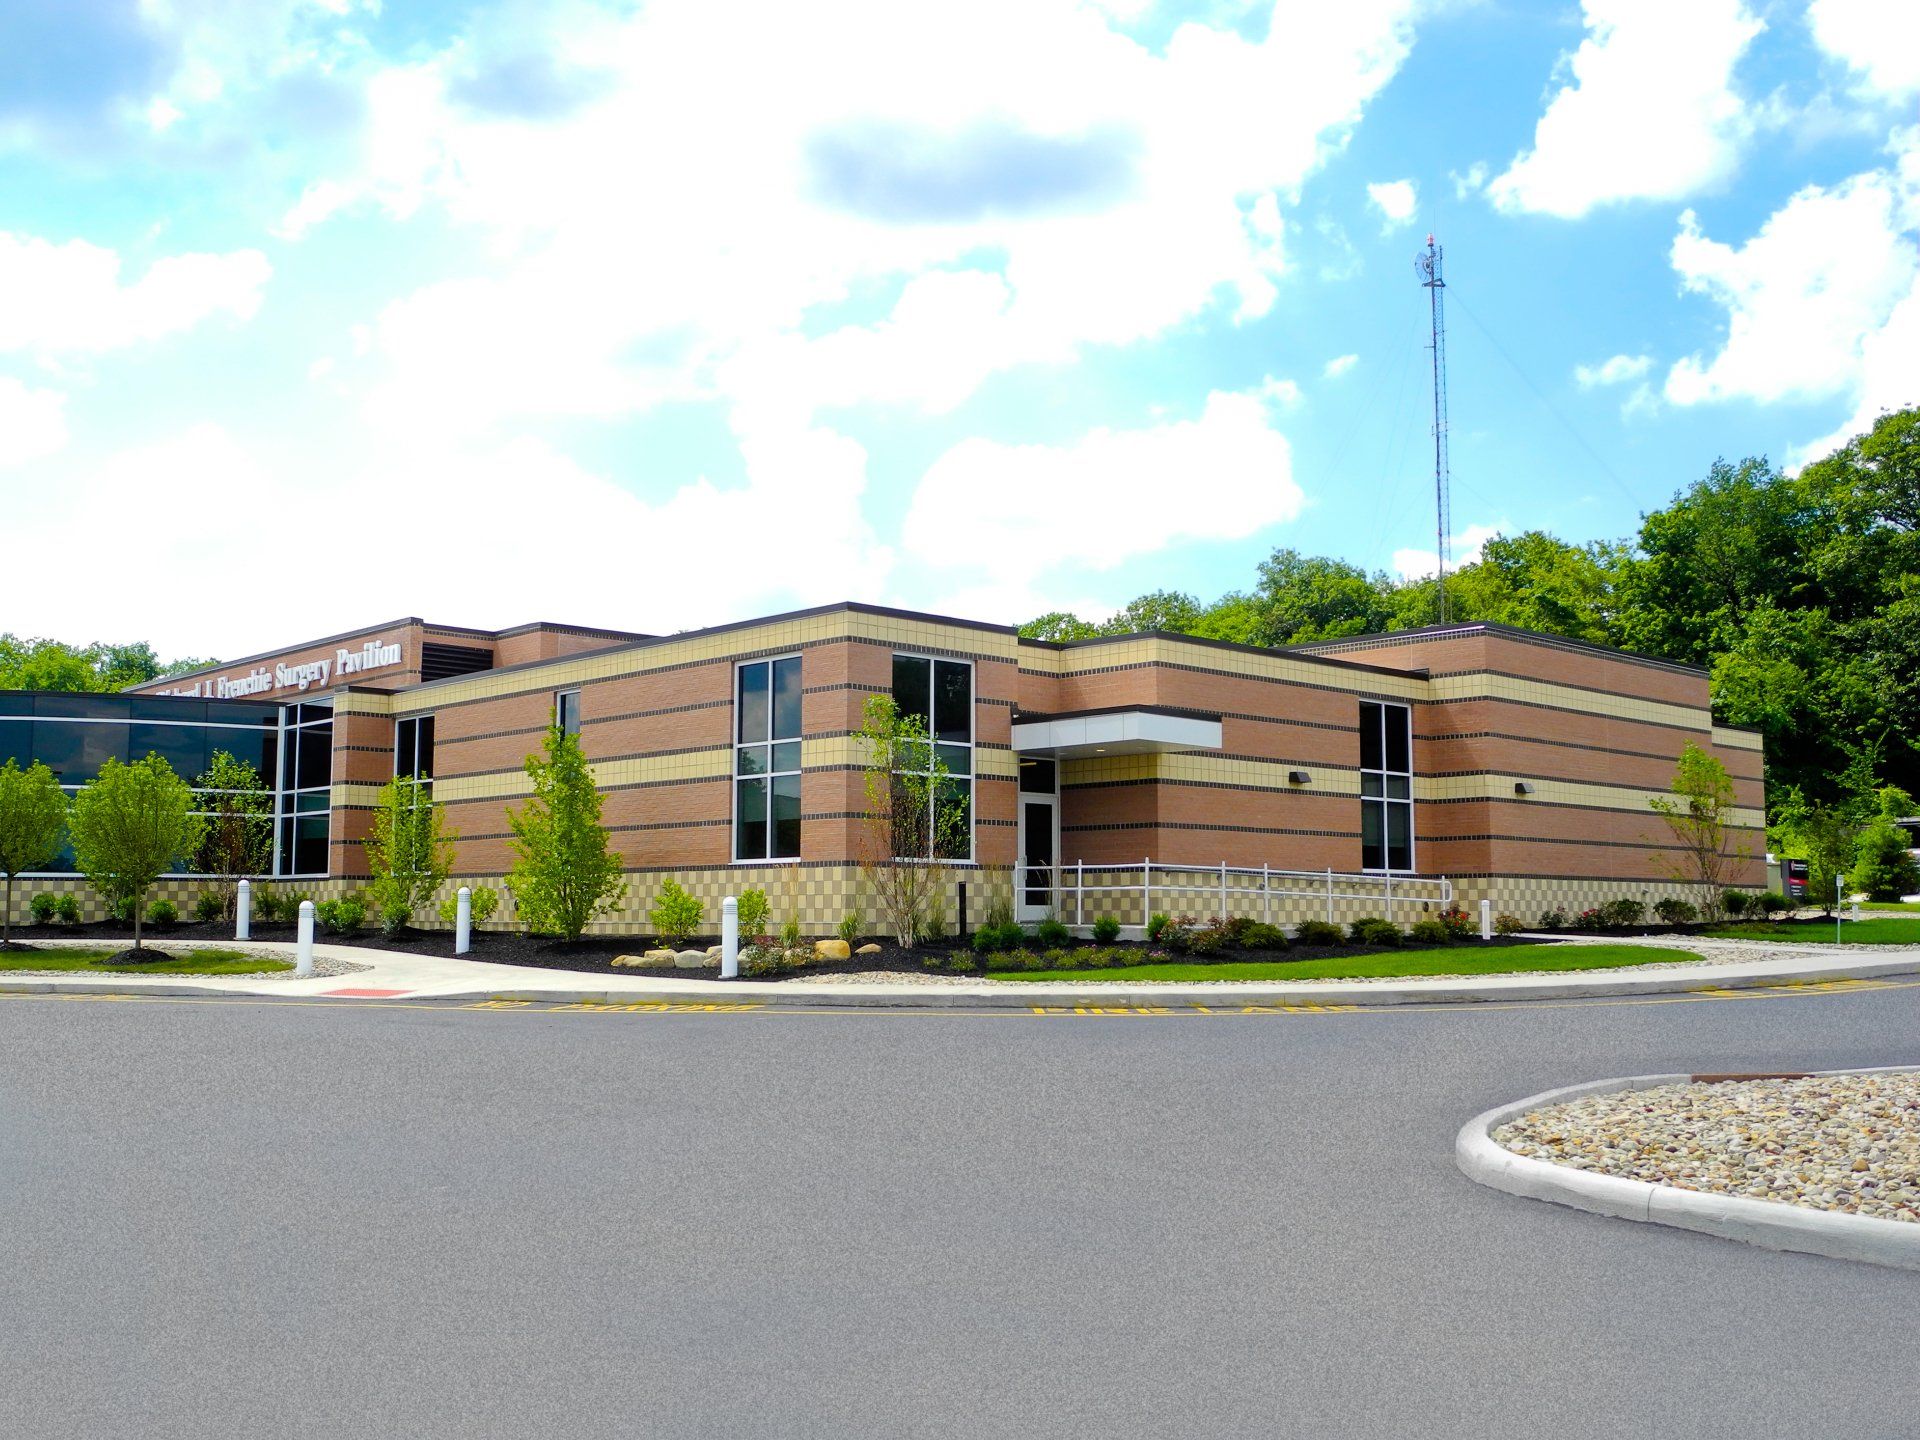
[{"xmin": 1415, "ymin": 234, "xmax": 1452, "ymax": 623}]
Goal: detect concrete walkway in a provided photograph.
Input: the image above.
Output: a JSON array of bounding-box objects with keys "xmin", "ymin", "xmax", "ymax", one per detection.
[{"xmin": 4, "ymin": 932, "xmax": 1919, "ymax": 1008}]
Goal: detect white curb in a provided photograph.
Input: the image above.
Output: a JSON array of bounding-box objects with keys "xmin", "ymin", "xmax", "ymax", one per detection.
[{"xmin": 1456, "ymin": 1067, "xmax": 1920, "ymax": 1271}]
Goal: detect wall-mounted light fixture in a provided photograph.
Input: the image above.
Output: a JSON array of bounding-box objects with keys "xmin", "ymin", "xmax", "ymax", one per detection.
[
  {"xmin": 1514, "ymin": 781, "xmax": 1535, "ymax": 796},
  {"xmin": 1288, "ymin": 770, "xmax": 1312, "ymax": 785}
]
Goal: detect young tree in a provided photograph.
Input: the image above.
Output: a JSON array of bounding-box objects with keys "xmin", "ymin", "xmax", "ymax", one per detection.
[
  {"xmin": 67, "ymin": 755, "xmax": 205, "ymax": 954},
  {"xmin": 1649, "ymin": 741, "xmax": 1752, "ymax": 918},
  {"xmin": 505, "ymin": 720, "xmax": 625, "ymax": 940},
  {"xmin": 0, "ymin": 760, "xmax": 67, "ymax": 946},
  {"xmin": 1849, "ymin": 786, "xmax": 1920, "ymax": 901},
  {"xmin": 854, "ymin": 695, "xmax": 967, "ymax": 948},
  {"xmin": 1794, "ymin": 805, "xmax": 1859, "ymax": 917},
  {"xmin": 363, "ymin": 776, "xmax": 455, "ymax": 934},
  {"xmin": 192, "ymin": 750, "xmax": 273, "ymax": 917}
]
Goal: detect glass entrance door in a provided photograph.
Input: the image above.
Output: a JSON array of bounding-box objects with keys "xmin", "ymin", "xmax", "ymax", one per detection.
[{"xmin": 1017, "ymin": 795, "xmax": 1056, "ymax": 922}]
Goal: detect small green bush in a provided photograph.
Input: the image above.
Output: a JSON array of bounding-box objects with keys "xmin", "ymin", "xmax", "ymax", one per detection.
[
  {"xmin": 1237, "ymin": 921, "xmax": 1287, "ymax": 951},
  {"xmin": 780, "ymin": 916, "xmax": 803, "ymax": 949},
  {"xmin": 973, "ymin": 921, "xmax": 1026, "ymax": 955},
  {"xmin": 437, "ymin": 886, "xmax": 501, "ymax": 926},
  {"xmin": 921, "ymin": 893, "xmax": 949, "ymax": 941},
  {"xmin": 145, "ymin": 898, "xmax": 178, "ymax": 928},
  {"xmin": 1571, "ymin": 907, "xmax": 1605, "ymax": 932},
  {"xmin": 1538, "ymin": 908, "xmax": 1567, "ymax": 931},
  {"xmin": 1035, "ymin": 916, "xmax": 1071, "ymax": 947},
  {"xmin": 1494, "ymin": 912, "xmax": 1525, "ymax": 935},
  {"xmin": 54, "ymin": 893, "xmax": 80, "ymax": 924},
  {"xmin": 1350, "ymin": 917, "xmax": 1403, "ymax": 947},
  {"xmin": 1653, "ymin": 897, "xmax": 1698, "ymax": 926},
  {"xmin": 650, "ymin": 879, "xmax": 703, "ymax": 944},
  {"xmin": 1753, "ymin": 890, "xmax": 1789, "ymax": 919},
  {"xmin": 736, "ymin": 888, "xmax": 770, "ymax": 939},
  {"xmin": 254, "ymin": 888, "xmax": 283, "ymax": 923},
  {"xmin": 192, "ymin": 892, "xmax": 223, "ymax": 923},
  {"xmin": 1408, "ymin": 918, "xmax": 1449, "ymax": 943},
  {"xmin": 1146, "ymin": 912, "xmax": 1170, "ymax": 941},
  {"xmin": 1435, "ymin": 906, "xmax": 1476, "ymax": 940},
  {"xmin": 837, "ymin": 912, "xmax": 859, "ymax": 946},
  {"xmin": 1293, "ymin": 919, "xmax": 1343, "ymax": 947},
  {"xmin": 983, "ymin": 895, "xmax": 1015, "ymax": 930},
  {"xmin": 108, "ymin": 896, "xmax": 135, "ymax": 924},
  {"xmin": 29, "ymin": 892, "xmax": 56, "ymax": 924},
  {"xmin": 1092, "ymin": 914, "xmax": 1121, "ymax": 944},
  {"xmin": 315, "ymin": 898, "xmax": 366, "ymax": 935},
  {"xmin": 1598, "ymin": 898, "xmax": 1645, "ymax": 928},
  {"xmin": 1719, "ymin": 890, "xmax": 1750, "ymax": 918},
  {"xmin": 741, "ymin": 941, "xmax": 815, "ymax": 978}
]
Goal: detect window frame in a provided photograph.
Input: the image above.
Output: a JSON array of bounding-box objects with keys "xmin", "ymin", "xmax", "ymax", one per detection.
[
  {"xmin": 732, "ymin": 654, "xmax": 804, "ymax": 863},
  {"xmin": 555, "ymin": 688, "xmax": 582, "ymax": 737},
  {"xmin": 889, "ymin": 651, "xmax": 975, "ymax": 864},
  {"xmin": 1358, "ymin": 700, "xmax": 1415, "ymax": 875}
]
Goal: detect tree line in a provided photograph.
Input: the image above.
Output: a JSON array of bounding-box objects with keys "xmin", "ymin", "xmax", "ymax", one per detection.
[{"xmin": 1024, "ymin": 407, "xmax": 1920, "ymax": 845}]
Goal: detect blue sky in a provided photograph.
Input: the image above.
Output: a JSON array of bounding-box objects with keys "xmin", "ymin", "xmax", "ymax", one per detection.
[{"xmin": 1, "ymin": 0, "xmax": 1916, "ymax": 658}]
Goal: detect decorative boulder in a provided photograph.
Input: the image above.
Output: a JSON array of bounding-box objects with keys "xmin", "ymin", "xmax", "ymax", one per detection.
[
  {"xmin": 643, "ymin": 948, "xmax": 676, "ymax": 962},
  {"xmin": 855, "ymin": 943, "xmax": 882, "ymax": 955},
  {"xmin": 813, "ymin": 939, "xmax": 851, "ymax": 960},
  {"xmin": 705, "ymin": 945, "xmax": 723, "ymax": 958},
  {"xmin": 674, "ymin": 949, "xmax": 715, "ymax": 969},
  {"xmin": 611, "ymin": 954, "xmax": 645, "ymax": 968}
]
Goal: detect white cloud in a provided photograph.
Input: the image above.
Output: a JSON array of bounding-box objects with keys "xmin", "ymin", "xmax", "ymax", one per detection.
[
  {"xmin": 1808, "ymin": 0, "xmax": 1920, "ymax": 100},
  {"xmin": 1323, "ymin": 352, "xmax": 1359, "ymax": 378},
  {"xmin": 1449, "ymin": 162, "xmax": 1487, "ymax": 200},
  {"xmin": 0, "ymin": 378, "xmax": 67, "ymax": 467},
  {"xmin": 1574, "ymin": 353, "xmax": 1651, "ymax": 387},
  {"xmin": 1254, "ymin": 374, "xmax": 1303, "ymax": 408},
  {"xmin": 1392, "ymin": 521, "xmax": 1505, "ymax": 581},
  {"xmin": 1366, "ymin": 178, "xmax": 1417, "ymax": 229},
  {"xmin": 0, "ymin": 232, "xmax": 270, "ymax": 356},
  {"xmin": 902, "ymin": 390, "xmax": 1304, "ymax": 619},
  {"xmin": 1664, "ymin": 168, "xmax": 1918, "ymax": 408},
  {"xmin": 1487, "ymin": 0, "xmax": 1764, "ymax": 218}
]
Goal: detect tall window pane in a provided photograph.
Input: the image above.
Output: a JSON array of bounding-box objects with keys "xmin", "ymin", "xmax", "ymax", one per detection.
[
  {"xmin": 771, "ymin": 773, "xmax": 802, "ymax": 858},
  {"xmin": 1358, "ymin": 700, "xmax": 1413, "ymax": 874},
  {"xmin": 735, "ymin": 656, "xmax": 802, "ymax": 860},
  {"xmin": 736, "ymin": 777, "xmax": 768, "ymax": 860},
  {"xmin": 772, "ymin": 657, "xmax": 802, "ymax": 739},
  {"xmin": 888, "ymin": 652, "xmax": 972, "ymax": 861},
  {"xmin": 933, "ymin": 660, "xmax": 970, "ymax": 742},
  {"xmin": 737, "ymin": 664, "xmax": 770, "ymax": 744},
  {"xmin": 892, "ymin": 655, "xmax": 930, "ymax": 724}
]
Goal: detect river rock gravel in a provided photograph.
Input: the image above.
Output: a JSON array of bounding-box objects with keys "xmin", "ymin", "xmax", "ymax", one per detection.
[{"xmin": 1494, "ymin": 1071, "xmax": 1920, "ymax": 1222}]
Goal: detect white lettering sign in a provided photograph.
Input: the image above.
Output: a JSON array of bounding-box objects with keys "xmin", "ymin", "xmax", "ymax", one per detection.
[{"xmin": 155, "ymin": 636, "xmax": 404, "ymax": 698}]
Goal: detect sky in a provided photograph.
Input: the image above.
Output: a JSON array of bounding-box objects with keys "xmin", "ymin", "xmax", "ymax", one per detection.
[{"xmin": 1, "ymin": 0, "xmax": 1916, "ymax": 660}]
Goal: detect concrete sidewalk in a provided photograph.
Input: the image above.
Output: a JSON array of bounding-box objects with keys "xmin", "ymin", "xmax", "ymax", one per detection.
[{"xmin": 3, "ymin": 934, "xmax": 1919, "ymax": 1008}]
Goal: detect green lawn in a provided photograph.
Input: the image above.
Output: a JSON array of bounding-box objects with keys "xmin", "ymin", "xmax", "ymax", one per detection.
[
  {"xmin": 987, "ymin": 942, "xmax": 1704, "ymax": 983},
  {"xmin": 1703, "ymin": 919, "xmax": 1920, "ymax": 945},
  {"xmin": 1861, "ymin": 902, "xmax": 1920, "ymax": 913},
  {"xmin": 0, "ymin": 946, "xmax": 292, "ymax": 975}
]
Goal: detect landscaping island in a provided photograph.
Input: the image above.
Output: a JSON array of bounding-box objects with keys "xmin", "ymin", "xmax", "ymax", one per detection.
[
  {"xmin": 1492, "ymin": 1072, "xmax": 1920, "ymax": 1223},
  {"xmin": 0, "ymin": 945, "xmax": 292, "ymax": 976}
]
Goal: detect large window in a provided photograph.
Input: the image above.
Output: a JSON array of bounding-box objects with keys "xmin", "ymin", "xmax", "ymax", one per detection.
[
  {"xmin": 734, "ymin": 656, "xmax": 802, "ymax": 860},
  {"xmin": 395, "ymin": 715, "xmax": 434, "ymax": 783},
  {"xmin": 1359, "ymin": 701, "xmax": 1413, "ymax": 873},
  {"xmin": 555, "ymin": 689, "xmax": 581, "ymax": 737},
  {"xmin": 275, "ymin": 701, "xmax": 334, "ymax": 877},
  {"xmin": 891, "ymin": 653, "xmax": 972, "ymax": 860}
]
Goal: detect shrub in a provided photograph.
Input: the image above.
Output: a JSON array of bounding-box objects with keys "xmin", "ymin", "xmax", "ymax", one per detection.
[
  {"xmin": 437, "ymin": 886, "xmax": 501, "ymax": 926},
  {"xmin": 983, "ymin": 895, "xmax": 1015, "ymax": 930},
  {"xmin": 734, "ymin": 888, "xmax": 770, "ymax": 939},
  {"xmin": 1186, "ymin": 923, "xmax": 1230, "ymax": 956},
  {"xmin": 145, "ymin": 898, "xmax": 178, "ymax": 928},
  {"xmin": 991, "ymin": 947, "xmax": 1041, "ymax": 972},
  {"xmin": 29, "ymin": 892, "xmax": 56, "ymax": 924},
  {"xmin": 1237, "ymin": 921, "xmax": 1287, "ymax": 951},
  {"xmin": 972, "ymin": 920, "xmax": 1025, "ymax": 954},
  {"xmin": 1350, "ymin": 917, "xmax": 1403, "ymax": 946},
  {"xmin": 1494, "ymin": 912, "xmax": 1525, "ymax": 935},
  {"xmin": 54, "ymin": 893, "xmax": 79, "ymax": 924},
  {"xmin": 1092, "ymin": 914, "xmax": 1121, "ymax": 944},
  {"xmin": 1537, "ymin": 907, "xmax": 1568, "ymax": 931},
  {"xmin": 1294, "ymin": 919, "xmax": 1343, "ymax": 947},
  {"xmin": 1598, "ymin": 898, "xmax": 1645, "ymax": 928},
  {"xmin": 315, "ymin": 898, "xmax": 366, "ymax": 935},
  {"xmin": 649, "ymin": 879, "xmax": 704, "ymax": 944},
  {"xmin": 1852, "ymin": 818, "xmax": 1920, "ymax": 901},
  {"xmin": 1035, "ymin": 916, "xmax": 1071, "ymax": 947},
  {"xmin": 254, "ymin": 888, "xmax": 284, "ymax": 923},
  {"xmin": 1146, "ymin": 912, "xmax": 1171, "ymax": 941},
  {"xmin": 1435, "ymin": 906, "xmax": 1477, "ymax": 940},
  {"xmin": 192, "ymin": 892, "xmax": 223, "ymax": 923},
  {"xmin": 780, "ymin": 916, "xmax": 803, "ymax": 949},
  {"xmin": 1653, "ymin": 897, "xmax": 1698, "ymax": 926},
  {"xmin": 920, "ymin": 892, "xmax": 949, "ymax": 942},
  {"xmin": 1719, "ymin": 890, "xmax": 1749, "ymax": 918},
  {"xmin": 1409, "ymin": 918, "xmax": 1449, "ymax": 943},
  {"xmin": 108, "ymin": 895, "xmax": 135, "ymax": 924},
  {"xmin": 1571, "ymin": 907, "xmax": 1605, "ymax": 932},
  {"xmin": 837, "ymin": 912, "xmax": 860, "ymax": 947},
  {"xmin": 1753, "ymin": 890, "xmax": 1790, "ymax": 919},
  {"xmin": 740, "ymin": 941, "xmax": 815, "ymax": 978}
]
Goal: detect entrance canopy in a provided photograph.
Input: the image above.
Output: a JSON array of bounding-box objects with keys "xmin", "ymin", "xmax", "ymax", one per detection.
[{"xmin": 1010, "ymin": 705, "xmax": 1222, "ymax": 759}]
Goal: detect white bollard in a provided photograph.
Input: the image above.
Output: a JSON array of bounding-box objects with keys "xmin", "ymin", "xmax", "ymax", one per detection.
[
  {"xmin": 296, "ymin": 899, "xmax": 315, "ymax": 978},
  {"xmin": 1479, "ymin": 898, "xmax": 1492, "ymax": 941},
  {"xmin": 236, "ymin": 878, "xmax": 251, "ymax": 940},
  {"xmin": 454, "ymin": 885, "xmax": 472, "ymax": 956},
  {"xmin": 721, "ymin": 896, "xmax": 739, "ymax": 979}
]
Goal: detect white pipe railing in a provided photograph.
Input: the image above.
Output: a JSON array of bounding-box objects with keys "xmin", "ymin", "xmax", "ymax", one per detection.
[{"xmin": 1016, "ymin": 862, "xmax": 1451, "ymax": 923}]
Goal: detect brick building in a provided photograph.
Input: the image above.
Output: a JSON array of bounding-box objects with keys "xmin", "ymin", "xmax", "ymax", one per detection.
[{"xmin": 3, "ymin": 603, "xmax": 1766, "ymax": 931}]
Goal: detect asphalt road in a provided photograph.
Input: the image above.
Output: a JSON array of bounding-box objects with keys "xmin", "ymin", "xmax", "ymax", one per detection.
[{"xmin": 2, "ymin": 982, "xmax": 1917, "ymax": 1439}]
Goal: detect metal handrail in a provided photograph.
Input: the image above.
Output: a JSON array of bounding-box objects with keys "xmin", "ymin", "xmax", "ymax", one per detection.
[{"xmin": 1016, "ymin": 860, "xmax": 1452, "ymax": 926}]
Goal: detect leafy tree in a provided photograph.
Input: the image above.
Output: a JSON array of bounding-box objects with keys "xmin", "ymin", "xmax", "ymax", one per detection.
[
  {"xmin": 0, "ymin": 636, "xmax": 214, "ymax": 693},
  {"xmin": 504, "ymin": 719, "xmax": 625, "ymax": 940},
  {"xmin": 67, "ymin": 755, "xmax": 206, "ymax": 953},
  {"xmin": 1849, "ymin": 786, "xmax": 1920, "ymax": 902},
  {"xmin": 1244, "ymin": 549, "xmax": 1396, "ymax": 644},
  {"xmin": 1017, "ymin": 612, "xmax": 1100, "ymax": 642},
  {"xmin": 0, "ymin": 760, "xmax": 67, "ymax": 946},
  {"xmin": 1649, "ymin": 742, "xmax": 1751, "ymax": 917},
  {"xmin": 854, "ymin": 694, "xmax": 966, "ymax": 947},
  {"xmin": 363, "ymin": 776, "xmax": 455, "ymax": 934},
  {"xmin": 1793, "ymin": 805, "xmax": 1860, "ymax": 917},
  {"xmin": 1102, "ymin": 589, "xmax": 1205, "ymax": 635},
  {"xmin": 192, "ymin": 750, "xmax": 273, "ymax": 916}
]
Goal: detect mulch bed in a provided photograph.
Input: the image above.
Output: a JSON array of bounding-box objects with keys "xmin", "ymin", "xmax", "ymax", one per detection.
[{"xmin": 14, "ymin": 920, "xmax": 1542, "ymax": 980}]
